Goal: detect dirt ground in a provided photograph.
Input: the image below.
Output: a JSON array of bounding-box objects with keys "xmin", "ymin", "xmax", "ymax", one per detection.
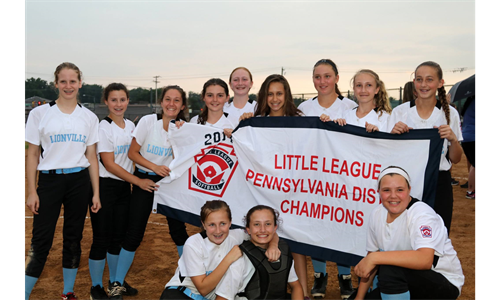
[{"xmin": 25, "ymin": 152, "xmax": 475, "ymax": 300}]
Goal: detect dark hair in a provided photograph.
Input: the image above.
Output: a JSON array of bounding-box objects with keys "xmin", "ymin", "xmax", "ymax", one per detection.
[
  {"xmin": 255, "ymin": 74, "xmax": 301, "ymax": 117},
  {"xmin": 377, "ymin": 165, "xmax": 411, "ymax": 189},
  {"xmin": 200, "ymin": 200, "xmax": 232, "ymax": 224},
  {"xmin": 159, "ymin": 85, "xmax": 187, "ymax": 121},
  {"xmin": 351, "ymin": 69, "xmax": 392, "ymax": 116},
  {"xmin": 102, "ymin": 82, "xmax": 129, "ymax": 103},
  {"xmin": 313, "ymin": 59, "xmax": 342, "ymax": 96},
  {"xmin": 414, "ymin": 61, "xmax": 450, "ymax": 124},
  {"xmin": 198, "ymin": 78, "xmax": 229, "ymax": 125},
  {"xmin": 244, "ymin": 205, "xmax": 281, "ymax": 228},
  {"xmin": 402, "ymin": 81, "xmax": 416, "ymax": 103}
]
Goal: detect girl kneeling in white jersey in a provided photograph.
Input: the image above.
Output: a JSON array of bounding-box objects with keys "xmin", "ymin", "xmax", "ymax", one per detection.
[
  {"xmin": 215, "ymin": 205, "xmax": 303, "ymax": 300},
  {"xmin": 353, "ymin": 166, "xmax": 464, "ymax": 300},
  {"xmin": 160, "ymin": 200, "xmax": 281, "ymax": 300}
]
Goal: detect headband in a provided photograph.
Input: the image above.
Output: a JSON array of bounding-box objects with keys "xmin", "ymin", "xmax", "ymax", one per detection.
[{"xmin": 377, "ymin": 167, "xmax": 411, "ymax": 187}]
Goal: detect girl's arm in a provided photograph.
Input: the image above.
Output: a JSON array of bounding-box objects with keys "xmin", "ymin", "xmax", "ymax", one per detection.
[
  {"xmin": 128, "ymin": 138, "xmax": 170, "ymax": 177},
  {"xmin": 289, "ymin": 280, "xmax": 304, "ymax": 300},
  {"xmin": 100, "ymin": 152, "xmax": 159, "ymax": 192},
  {"xmin": 355, "ymin": 248, "xmax": 435, "ymax": 279},
  {"xmin": 390, "ymin": 121, "xmax": 411, "ymax": 134},
  {"xmin": 265, "ymin": 233, "xmax": 281, "ymax": 262},
  {"xmin": 85, "ymin": 143, "xmax": 101, "ymax": 213},
  {"xmin": 354, "ymin": 267, "xmax": 378, "ymax": 300},
  {"xmin": 436, "ymin": 125, "xmax": 463, "ymax": 164},
  {"xmin": 26, "ymin": 143, "xmax": 40, "ymax": 215},
  {"xmin": 190, "ymin": 245, "xmax": 243, "ymax": 297}
]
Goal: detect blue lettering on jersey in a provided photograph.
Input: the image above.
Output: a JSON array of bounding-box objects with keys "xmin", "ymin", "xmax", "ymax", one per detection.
[
  {"xmin": 115, "ymin": 144, "xmax": 131, "ymax": 155},
  {"xmin": 146, "ymin": 144, "xmax": 173, "ymax": 157},
  {"xmin": 49, "ymin": 133, "xmax": 87, "ymax": 144}
]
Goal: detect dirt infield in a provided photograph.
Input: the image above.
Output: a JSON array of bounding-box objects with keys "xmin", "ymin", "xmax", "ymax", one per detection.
[{"xmin": 25, "ymin": 152, "xmax": 475, "ymax": 300}]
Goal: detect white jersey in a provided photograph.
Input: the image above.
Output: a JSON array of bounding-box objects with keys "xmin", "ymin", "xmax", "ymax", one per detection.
[
  {"xmin": 215, "ymin": 250, "xmax": 298, "ymax": 300},
  {"xmin": 132, "ymin": 113, "xmax": 173, "ymax": 173},
  {"xmin": 342, "ymin": 107, "xmax": 391, "ymax": 133},
  {"xmin": 190, "ymin": 113, "xmax": 236, "ymax": 129},
  {"xmin": 387, "ymin": 101, "xmax": 463, "ymax": 170},
  {"xmin": 366, "ymin": 200, "xmax": 464, "ymax": 293},
  {"xmin": 165, "ymin": 229, "xmax": 249, "ymax": 300},
  {"xmin": 223, "ymin": 99, "xmax": 257, "ymax": 127},
  {"xmin": 97, "ymin": 117, "xmax": 136, "ymax": 181},
  {"xmin": 298, "ymin": 96, "xmax": 357, "ymax": 119},
  {"xmin": 25, "ymin": 101, "xmax": 99, "ymax": 171}
]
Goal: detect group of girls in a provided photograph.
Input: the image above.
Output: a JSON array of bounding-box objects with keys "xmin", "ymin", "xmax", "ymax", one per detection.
[{"xmin": 25, "ymin": 58, "xmax": 464, "ymax": 300}]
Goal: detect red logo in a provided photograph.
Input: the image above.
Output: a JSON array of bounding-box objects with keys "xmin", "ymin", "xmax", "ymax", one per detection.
[
  {"xmin": 188, "ymin": 143, "xmax": 238, "ymax": 197},
  {"xmin": 420, "ymin": 225, "xmax": 432, "ymax": 238}
]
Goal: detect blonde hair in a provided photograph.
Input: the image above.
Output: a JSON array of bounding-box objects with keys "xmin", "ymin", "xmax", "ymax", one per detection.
[{"xmin": 351, "ymin": 69, "xmax": 392, "ymax": 116}]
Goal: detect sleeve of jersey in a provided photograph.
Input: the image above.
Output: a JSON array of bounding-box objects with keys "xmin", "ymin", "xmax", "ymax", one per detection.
[
  {"xmin": 288, "ymin": 260, "xmax": 299, "ymax": 282},
  {"xmin": 365, "ymin": 207, "xmax": 381, "ymax": 253},
  {"xmin": 25, "ymin": 107, "xmax": 41, "ymax": 145},
  {"xmin": 132, "ymin": 115, "xmax": 150, "ymax": 146},
  {"xmin": 408, "ymin": 203, "xmax": 447, "ymax": 256},
  {"xmin": 87, "ymin": 114, "xmax": 99, "ymax": 146},
  {"xmin": 178, "ymin": 236, "xmax": 207, "ymax": 277},
  {"xmin": 450, "ymin": 108, "xmax": 463, "ymax": 143},
  {"xmin": 97, "ymin": 123, "xmax": 114, "ymax": 153},
  {"xmin": 386, "ymin": 106, "xmax": 405, "ymax": 133},
  {"xmin": 215, "ymin": 256, "xmax": 247, "ymax": 300}
]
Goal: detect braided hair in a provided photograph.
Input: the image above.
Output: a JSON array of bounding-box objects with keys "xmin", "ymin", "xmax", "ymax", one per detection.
[{"xmin": 415, "ymin": 61, "xmax": 450, "ymax": 125}]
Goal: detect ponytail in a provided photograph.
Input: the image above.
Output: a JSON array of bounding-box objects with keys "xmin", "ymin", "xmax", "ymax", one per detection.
[{"xmin": 438, "ymin": 86, "xmax": 450, "ymax": 125}]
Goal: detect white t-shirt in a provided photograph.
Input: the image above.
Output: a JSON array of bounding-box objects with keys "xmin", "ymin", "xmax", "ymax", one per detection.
[
  {"xmin": 342, "ymin": 107, "xmax": 391, "ymax": 133},
  {"xmin": 190, "ymin": 113, "xmax": 236, "ymax": 129},
  {"xmin": 298, "ymin": 96, "xmax": 357, "ymax": 119},
  {"xmin": 132, "ymin": 114, "xmax": 174, "ymax": 173},
  {"xmin": 366, "ymin": 200, "xmax": 464, "ymax": 293},
  {"xmin": 223, "ymin": 100, "xmax": 257, "ymax": 127},
  {"xmin": 25, "ymin": 101, "xmax": 99, "ymax": 170},
  {"xmin": 165, "ymin": 229, "xmax": 248, "ymax": 300},
  {"xmin": 97, "ymin": 117, "xmax": 136, "ymax": 180},
  {"xmin": 215, "ymin": 247, "xmax": 298, "ymax": 300},
  {"xmin": 387, "ymin": 101, "xmax": 463, "ymax": 170}
]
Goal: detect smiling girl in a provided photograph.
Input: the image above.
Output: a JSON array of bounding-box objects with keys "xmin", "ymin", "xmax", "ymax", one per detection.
[
  {"xmin": 224, "ymin": 67, "xmax": 256, "ymax": 126},
  {"xmin": 109, "ymin": 85, "xmax": 190, "ymax": 298},
  {"xmin": 325, "ymin": 69, "xmax": 392, "ymax": 133},
  {"xmin": 160, "ymin": 200, "xmax": 281, "ymax": 300},
  {"xmin": 191, "ymin": 78, "xmax": 235, "ymax": 130},
  {"xmin": 25, "ymin": 62, "xmax": 100, "ymax": 300},
  {"xmin": 387, "ymin": 61, "xmax": 463, "ymax": 234},
  {"xmin": 353, "ymin": 166, "xmax": 464, "ymax": 300},
  {"xmin": 215, "ymin": 205, "xmax": 303, "ymax": 300}
]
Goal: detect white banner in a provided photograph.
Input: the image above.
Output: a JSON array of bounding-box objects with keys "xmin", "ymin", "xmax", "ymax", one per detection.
[{"xmin": 154, "ymin": 117, "xmax": 443, "ymax": 265}]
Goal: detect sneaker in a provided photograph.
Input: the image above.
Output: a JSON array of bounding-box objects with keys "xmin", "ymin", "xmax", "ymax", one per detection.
[
  {"xmin": 108, "ymin": 280, "xmax": 138, "ymax": 296},
  {"xmin": 108, "ymin": 282, "xmax": 125, "ymax": 300},
  {"xmin": 451, "ymin": 178, "xmax": 459, "ymax": 186},
  {"xmin": 311, "ymin": 272, "xmax": 328, "ymax": 299},
  {"xmin": 90, "ymin": 285, "xmax": 108, "ymax": 300},
  {"xmin": 466, "ymin": 191, "xmax": 475, "ymax": 199},
  {"xmin": 460, "ymin": 181, "xmax": 468, "ymax": 188},
  {"xmin": 61, "ymin": 292, "xmax": 78, "ymax": 300},
  {"xmin": 338, "ymin": 274, "xmax": 354, "ymax": 300}
]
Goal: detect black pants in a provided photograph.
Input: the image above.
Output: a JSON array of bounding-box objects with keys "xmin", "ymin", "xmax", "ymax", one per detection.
[
  {"xmin": 433, "ymin": 170, "xmax": 453, "ymax": 234},
  {"xmin": 121, "ymin": 170, "xmax": 188, "ymax": 252},
  {"xmin": 371, "ymin": 265, "xmax": 459, "ymax": 299},
  {"xmin": 26, "ymin": 169, "xmax": 91, "ymax": 278},
  {"xmin": 89, "ymin": 177, "xmax": 131, "ymax": 259}
]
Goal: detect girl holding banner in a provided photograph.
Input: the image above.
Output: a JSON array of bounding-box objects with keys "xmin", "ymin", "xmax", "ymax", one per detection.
[
  {"xmin": 191, "ymin": 78, "xmax": 235, "ymax": 129},
  {"xmin": 298, "ymin": 59, "xmax": 357, "ymax": 299},
  {"xmin": 224, "ymin": 67, "xmax": 257, "ymax": 126},
  {"xmin": 110, "ymin": 85, "xmax": 190, "ymax": 298},
  {"xmin": 160, "ymin": 200, "xmax": 281, "ymax": 300},
  {"xmin": 324, "ymin": 69, "xmax": 393, "ymax": 133},
  {"xmin": 387, "ymin": 61, "xmax": 463, "ymax": 234},
  {"xmin": 353, "ymin": 166, "xmax": 464, "ymax": 300}
]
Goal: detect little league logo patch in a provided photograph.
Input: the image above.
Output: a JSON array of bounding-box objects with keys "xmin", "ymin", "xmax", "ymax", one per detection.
[
  {"xmin": 420, "ymin": 225, "xmax": 432, "ymax": 238},
  {"xmin": 188, "ymin": 143, "xmax": 238, "ymax": 197}
]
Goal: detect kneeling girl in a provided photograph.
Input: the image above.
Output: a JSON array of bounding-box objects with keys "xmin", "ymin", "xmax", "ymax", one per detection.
[
  {"xmin": 160, "ymin": 200, "xmax": 280, "ymax": 300},
  {"xmin": 215, "ymin": 205, "xmax": 303, "ymax": 300}
]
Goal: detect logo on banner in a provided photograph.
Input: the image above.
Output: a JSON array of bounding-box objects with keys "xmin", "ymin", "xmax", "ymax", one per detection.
[
  {"xmin": 188, "ymin": 143, "xmax": 238, "ymax": 197},
  {"xmin": 420, "ymin": 225, "xmax": 432, "ymax": 238}
]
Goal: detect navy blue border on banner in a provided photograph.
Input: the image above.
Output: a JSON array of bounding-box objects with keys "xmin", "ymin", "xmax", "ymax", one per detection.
[{"xmin": 159, "ymin": 116, "xmax": 443, "ymax": 266}]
